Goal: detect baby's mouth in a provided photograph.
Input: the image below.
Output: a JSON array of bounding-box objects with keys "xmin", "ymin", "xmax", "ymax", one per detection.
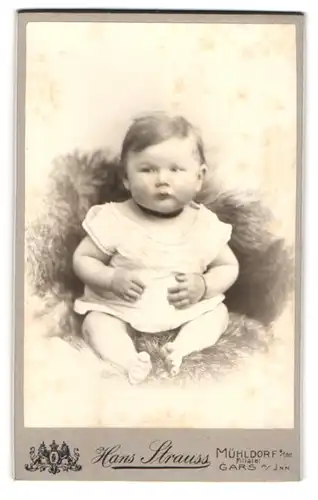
[{"xmin": 156, "ymin": 192, "xmax": 172, "ymax": 199}]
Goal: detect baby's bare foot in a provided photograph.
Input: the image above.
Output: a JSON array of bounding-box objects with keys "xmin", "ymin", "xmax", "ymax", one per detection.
[
  {"xmin": 161, "ymin": 342, "xmax": 183, "ymax": 376},
  {"xmin": 127, "ymin": 352, "xmax": 152, "ymax": 384}
]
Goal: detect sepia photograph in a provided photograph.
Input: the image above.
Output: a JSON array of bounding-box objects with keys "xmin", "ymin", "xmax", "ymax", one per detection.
[{"xmin": 23, "ymin": 15, "xmax": 298, "ymax": 429}]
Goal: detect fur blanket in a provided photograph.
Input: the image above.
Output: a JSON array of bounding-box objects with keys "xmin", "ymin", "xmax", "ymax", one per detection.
[{"xmin": 26, "ymin": 150, "xmax": 294, "ymax": 382}]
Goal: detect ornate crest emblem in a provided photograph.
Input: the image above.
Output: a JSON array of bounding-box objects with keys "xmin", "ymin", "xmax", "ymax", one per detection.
[{"xmin": 25, "ymin": 440, "xmax": 82, "ymax": 474}]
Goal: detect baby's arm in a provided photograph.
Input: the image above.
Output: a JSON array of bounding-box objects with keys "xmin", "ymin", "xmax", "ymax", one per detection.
[
  {"xmin": 73, "ymin": 236, "xmax": 145, "ymax": 302},
  {"xmin": 73, "ymin": 236, "xmax": 115, "ymax": 291},
  {"xmin": 203, "ymin": 244, "xmax": 239, "ymax": 299}
]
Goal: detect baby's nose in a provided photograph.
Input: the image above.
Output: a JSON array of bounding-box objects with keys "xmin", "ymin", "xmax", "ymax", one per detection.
[{"xmin": 155, "ymin": 170, "xmax": 170, "ymax": 186}]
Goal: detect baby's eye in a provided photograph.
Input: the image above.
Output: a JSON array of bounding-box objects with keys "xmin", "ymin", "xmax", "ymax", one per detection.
[
  {"xmin": 140, "ymin": 165, "xmax": 156, "ymax": 173},
  {"xmin": 170, "ymin": 165, "xmax": 185, "ymax": 172}
]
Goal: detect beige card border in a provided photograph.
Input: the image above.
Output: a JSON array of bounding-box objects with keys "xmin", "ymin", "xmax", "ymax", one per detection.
[{"xmin": 14, "ymin": 10, "xmax": 305, "ymax": 482}]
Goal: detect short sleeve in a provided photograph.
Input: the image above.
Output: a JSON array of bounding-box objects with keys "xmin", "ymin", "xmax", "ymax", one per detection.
[
  {"xmin": 82, "ymin": 203, "xmax": 119, "ymax": 256},
  {"xmin": 198, "ymin": 206, "xmax": 232, "ymax": 266}
]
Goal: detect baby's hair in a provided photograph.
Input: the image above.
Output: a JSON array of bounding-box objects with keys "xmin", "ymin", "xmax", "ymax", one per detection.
[{"xmin": 120, "ymin": 112, "xmax": 207, "ymax": 167}]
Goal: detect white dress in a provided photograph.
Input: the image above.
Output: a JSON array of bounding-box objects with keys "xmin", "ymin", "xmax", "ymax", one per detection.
[{"xmin": 74, "ymin": 201, "xmax": 232, "ymax": 333}]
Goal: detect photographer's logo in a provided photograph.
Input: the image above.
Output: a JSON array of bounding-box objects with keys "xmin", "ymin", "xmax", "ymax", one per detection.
[{"xmin": 25, "ymin": 440, "xmax": 82, "ymax": 474}]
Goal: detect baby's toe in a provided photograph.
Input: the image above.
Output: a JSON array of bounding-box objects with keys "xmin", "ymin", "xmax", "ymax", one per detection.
[
  {"xmin": 128, "ymin": 352, "xmax": 152, "ymax": 385},
  {"xmin": 169, "ymin": 357, "xmax": 182, "ymax": 376},
  {"xmin": 161, "ymin": 342, "xmax": 174, "ymax": 355},
  {"xmin": 161, "ymin": 344, "xmax": 182, "ymax": 376},
  {"xmin": 137, "ymin": 351, "xmax": 151, "ymax": 363}
]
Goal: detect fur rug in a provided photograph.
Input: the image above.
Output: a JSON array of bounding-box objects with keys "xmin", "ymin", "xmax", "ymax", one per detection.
[{"xmin": 26, "ymin": 149, "xmax": 294, "ymax": 382}]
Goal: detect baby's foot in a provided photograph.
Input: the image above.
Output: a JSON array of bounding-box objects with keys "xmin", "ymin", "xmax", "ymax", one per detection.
[
  {"xmin": 127, "ymin": 352, "xmax": 152, "ymax": 385},
  {"xmin": 161, "ymin": 342, "xmax": 183, "ymax": 376}
]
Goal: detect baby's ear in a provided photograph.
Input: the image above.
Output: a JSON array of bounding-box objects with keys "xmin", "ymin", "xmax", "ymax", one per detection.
[
  {"xmin": 122, "ymin": 177, "xmax": 130, "ymax": 191},
  {"xmin": 199, "ymin": 164, "xmax": 208, "ymax": 178},
  {"xmin": 119, "ymin": 165, "xmax": 130, "ymax": 191}
]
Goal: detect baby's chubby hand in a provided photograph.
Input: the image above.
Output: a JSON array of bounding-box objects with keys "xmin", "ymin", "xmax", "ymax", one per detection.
[
  {"xmin": 167, "ymin": 273, "xmax": 206, "ymax": 309},
  {"xmin": 110, "ymin": 269, "xmax": 146, "ymax": 302}
]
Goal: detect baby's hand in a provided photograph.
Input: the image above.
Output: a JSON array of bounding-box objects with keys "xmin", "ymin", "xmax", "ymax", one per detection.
[
  {"xmin": 167, "ymin": 273, "xmax": 206, "ymax": 309},
  {"xmin": 110, "ymin": 269, "xmax": 145, "ymax": 302}
]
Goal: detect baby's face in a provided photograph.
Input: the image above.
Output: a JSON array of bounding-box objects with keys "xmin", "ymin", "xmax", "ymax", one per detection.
[{"xmin": 124, "ymin": 136, "xmax": 205, "ymax": 214}]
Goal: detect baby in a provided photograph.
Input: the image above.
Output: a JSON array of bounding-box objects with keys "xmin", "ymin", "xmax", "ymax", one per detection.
[{"xmin": 73, "ymin": 112, "xmax": 239, "ymax": 384}]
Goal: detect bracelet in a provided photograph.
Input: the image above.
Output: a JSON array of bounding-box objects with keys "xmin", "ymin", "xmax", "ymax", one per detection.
[{"xmin": 198, "ymin": 273, "xmax": 207, "ymax": 300}]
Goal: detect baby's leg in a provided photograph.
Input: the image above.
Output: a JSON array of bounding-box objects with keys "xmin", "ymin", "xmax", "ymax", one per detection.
[
  {"xmin": 82, "ymin": 312, "xmax": 152, "ymax": 384},
  {"xmin": 162, "ymin": 303, "xmax": 229, "ymax": 375}
]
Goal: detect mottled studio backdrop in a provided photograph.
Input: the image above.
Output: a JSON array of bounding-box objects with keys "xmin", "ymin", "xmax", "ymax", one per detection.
[{"xmin": 24, "ymin": 22, "xmax": 296, "ymax": 428}]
